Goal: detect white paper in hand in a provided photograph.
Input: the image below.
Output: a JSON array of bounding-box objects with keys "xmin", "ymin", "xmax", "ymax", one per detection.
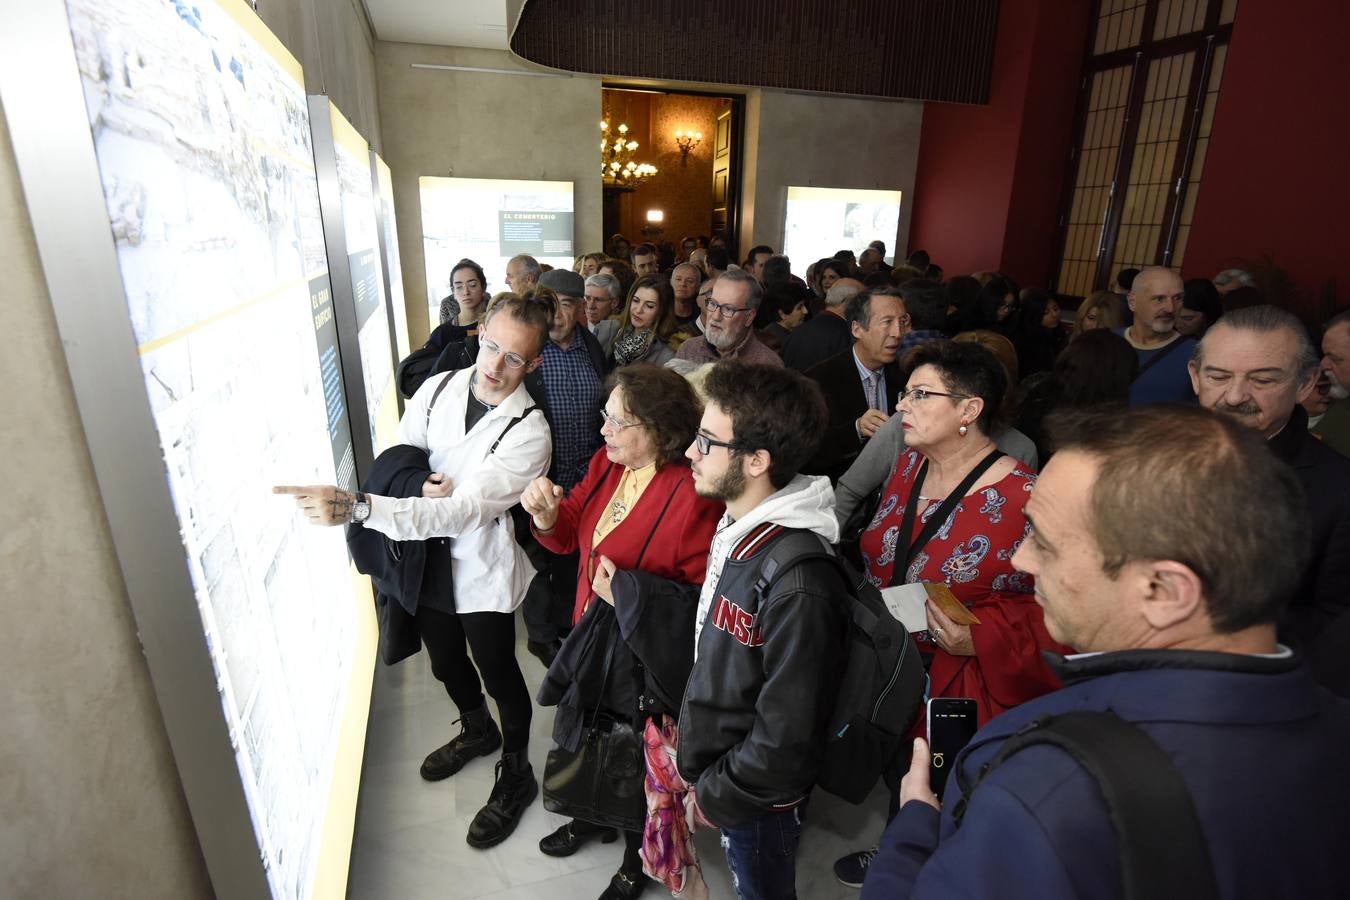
[{"xmin": 879, "ymin": 582, "xmax": 930, "ymax": 633}]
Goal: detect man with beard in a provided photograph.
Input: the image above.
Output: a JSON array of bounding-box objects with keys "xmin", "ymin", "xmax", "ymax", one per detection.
[
  {"xmin": 1190, "ymin": 305, "xmax": 1350, "ymax": 695},
  {"xmin": 673, "ymin": 269, "xmax": 783, "ymax": 367},
  {"xmin": 1117, "ymin": 267, "xmax": 1195, "ymax": 405},
  {"xmin": 679, "ymin": 362, "xmax": 848, "ymax": 898},
  {"xmin": 1314, "ymin": 310, "xmax": 1350, "ymax": 457}
]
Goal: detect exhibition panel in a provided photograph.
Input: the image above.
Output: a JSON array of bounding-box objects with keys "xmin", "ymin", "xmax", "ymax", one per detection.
[
  {"xmin": 782, "ymin": 185, "xmax": 904, "ymax": 275},
  {"xmin": 0, "ymin": 1, "xmax": 381, "ymax": 897}
]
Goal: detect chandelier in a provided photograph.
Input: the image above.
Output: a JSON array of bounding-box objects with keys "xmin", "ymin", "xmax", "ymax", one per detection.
[{"xmin": 600, "ymin": 119, "xmax": 657, "ymax": 187}]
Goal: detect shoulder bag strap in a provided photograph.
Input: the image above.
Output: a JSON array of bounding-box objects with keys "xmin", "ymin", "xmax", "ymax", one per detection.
[
  {"xmin": 889, "ymin": 449, "xmax": 1004, "ymax": 587},
  {"xmin": 489, "ymin": 405, "xmax": 538, "ymax": 455},
  {"xmin": 1133, "ymin": 336, "xmax": 1187, "ymax": 381},
  {"xmin": 951, "ymin": 711, "xmax": 1219, "ymax": 900}
]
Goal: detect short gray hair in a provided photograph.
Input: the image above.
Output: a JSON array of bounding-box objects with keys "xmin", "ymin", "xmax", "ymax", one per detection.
[
  {"xmin": 585, "ymin": 272, "xmax": 622, "ymax": 301},
  {"xmin": 713, "ymin": 268, "xmax": 764, "ymax": 309},
  {"xmin": 1194, "ymin": 304, "xmax": 1320, "ymax": 380},
  {"xmin": 1214, "ymin": 268, "xmax": 1255, "ymax": 289},
  {"xmin": 824, "ymin": 279, "xmax": 862, "ymax": 310},
  {"xmin": 508, "ymin": 254, "xmax": 541, "ymax": 280}
]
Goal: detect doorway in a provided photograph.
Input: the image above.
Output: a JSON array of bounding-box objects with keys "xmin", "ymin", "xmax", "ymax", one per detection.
[{"xmin": 599, "ymin": 85, "xmax": 744, "ymax": 263}]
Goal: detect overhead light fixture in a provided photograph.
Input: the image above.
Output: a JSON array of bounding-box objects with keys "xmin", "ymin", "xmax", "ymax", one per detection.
[{"xmin": 600, "ymin": 117, "xmax": 657, "ymax": 187}]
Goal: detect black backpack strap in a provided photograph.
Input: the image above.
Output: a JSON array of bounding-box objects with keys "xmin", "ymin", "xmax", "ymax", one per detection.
[
  {"xmin": 425, "ymin": 372, "xmax": 455, "ymax": 430},
  {"xmin": 752, "ymin": 530, "xmax": 845, "ymax": 602},
  {"xmin": 489, "ymin": 406, "xmax": 538, "ymax": 455},
  {"xmin": 951, "ymin": 711, "xmax": 1219, "ymax": 900}
]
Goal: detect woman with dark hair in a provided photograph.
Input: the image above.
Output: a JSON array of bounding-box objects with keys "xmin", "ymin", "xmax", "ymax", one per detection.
[
  {"xmin": 1013, "ymin": 328, "xmax": 1138, "ymax": 464},
  {"xmin": 972, "ymin": 275, "xmax": 1020, "ymax": 334},
  {"xmin": 1012, "ymin": 288, "xmax": 1065, "ymax": 379},
  {"xmin": 525, "ymin": 364, "xmax": 723, "ymax": 900},
  {"xmin": 1177, "ymin": 278, "xmax": 1223, "ymax": 338},
  {"xmin": 943, "ymin": 275, "xmax": 982, "ymax": 335},
  {"xmin": 810, "ymin": 257, "xmax": 852, "ymax": 315},
  {"xmin": 832, "ymin": 340, "xmax": 1064, "ymax": 886},
  {"xmin": 438, "ymin": 258, "xmax": 490, "ymax": 326},
  {"xmin": 754, "ymin": 282, "xmax": 810, "ymax": 352},
  {"xmin": 608, "ymin": 275, "xmax": 679, "ymax": 368}
]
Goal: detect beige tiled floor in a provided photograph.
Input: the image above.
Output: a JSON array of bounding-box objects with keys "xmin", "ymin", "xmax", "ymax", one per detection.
[{"xmin": 347, "ymin": 615, "xmax": 889, "ymax": 899}]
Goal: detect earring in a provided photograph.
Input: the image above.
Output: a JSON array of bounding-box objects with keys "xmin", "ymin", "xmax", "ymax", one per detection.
[{"xmin": 958, "ymin": 424, "xmax": 969, "ymax": 437}]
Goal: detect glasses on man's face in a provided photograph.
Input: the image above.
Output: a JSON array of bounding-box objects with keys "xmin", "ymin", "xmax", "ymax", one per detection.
[
  {"xmin": 479, "ymin": 337, "xmax": 529, "ymax": 369},
  {"xmin": 899, "ymin": 387, "xmax": 970, "ymax": 404},
  {"xmin": 601, "ymin": 408, "xmax": 637, "ymax": 431},
  {"xmin": 705, "ymin": 298, "xmax": 752, "ymax": 318},
  {"xmin": 693, "ymin": 432, "xmax": 743, "ymax": 455}
]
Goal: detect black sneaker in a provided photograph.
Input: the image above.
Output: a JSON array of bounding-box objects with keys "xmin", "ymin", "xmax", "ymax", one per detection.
[
  {"xmin": 420, "ymin": 707, "xmax": 502, "ymax": 782},
  {"xmin": 466, "ymin": 752, "xmax": 538, "ymax": 849},
  {"xmin": 834, "ymin": 847, "xmax": 878, "ymax": 888}
]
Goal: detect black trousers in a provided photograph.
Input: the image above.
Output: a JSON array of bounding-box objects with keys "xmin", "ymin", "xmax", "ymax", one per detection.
[
  {"xmin": 416, "ymin": 604, "xmax": 532, "ymax": 754},
  {"xmin": 522, "ymin": 548, "xmax": 580, "ymax": 644}
]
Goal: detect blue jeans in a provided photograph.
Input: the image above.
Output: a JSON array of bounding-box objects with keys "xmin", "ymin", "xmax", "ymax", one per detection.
[{"xmin": 720, "ymin": 805, "xmax": 804, "ymax": 900}]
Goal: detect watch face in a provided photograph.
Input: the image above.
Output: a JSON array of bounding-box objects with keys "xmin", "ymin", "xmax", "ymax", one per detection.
[{"xmin": 354, "ymin": 501, "xmax": 371, "ymax": 523}]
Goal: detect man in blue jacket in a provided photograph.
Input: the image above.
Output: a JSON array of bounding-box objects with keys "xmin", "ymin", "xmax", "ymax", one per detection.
[{"xmin": 863, "ymin": 404, "xmax": 1350, "ymax": 900}]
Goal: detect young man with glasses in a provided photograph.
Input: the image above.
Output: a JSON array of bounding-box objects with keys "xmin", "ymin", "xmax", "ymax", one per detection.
[
  {"xmin": 674, "ymin": 269, "xmax": 783, "ymax": 367},
  {"xmin": 275, "ymin": 295, "xmax": 553, "ymax": 851},
  {"xmin": 679, "ymin": 361, "xmax": 849, "ymax": 899}
]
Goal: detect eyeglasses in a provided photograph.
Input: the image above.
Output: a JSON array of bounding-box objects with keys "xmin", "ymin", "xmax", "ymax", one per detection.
[
  {"xmin": 899, "ymin": 388, "xmax": 970, "ymax": 403},
  {"xmin": 705, "ymin": 299, "xmax": 752, "ymax": 318},
  {"xmin": 601, "ymin": 408, "xmax": 638, "ymax": 431},
  {"xmin": 479, "ymin": 338, "xmax": 530, "ymax": 369},
  {"xmin": 693, "ymin": 432, "xmax": 745, "ymax": 455}
]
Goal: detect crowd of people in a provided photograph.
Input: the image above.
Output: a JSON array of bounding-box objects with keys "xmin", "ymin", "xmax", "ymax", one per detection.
[{"xmin": 276, "ymin": 234, "xmax": 1350, "ymax": 900}]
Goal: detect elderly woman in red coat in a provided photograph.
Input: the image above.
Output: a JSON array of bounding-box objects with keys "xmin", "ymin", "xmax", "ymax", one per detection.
[{"xmin": 523, "ymin": 363, "xmax": 722, "ymax": 900}]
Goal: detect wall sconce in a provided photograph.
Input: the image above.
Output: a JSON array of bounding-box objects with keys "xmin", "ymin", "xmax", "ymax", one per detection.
[
  {"xmin": 673, "ymin": 129, "xmax": 702, "ymax": 166},
  {"xmin": 646, "ymin": 209, "xmax": 664, "ymax": 223}
]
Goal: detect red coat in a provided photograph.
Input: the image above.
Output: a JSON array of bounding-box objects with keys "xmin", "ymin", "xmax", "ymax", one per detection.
[{"xmin": 534, "ymin": 449, "xmax": 724, "ymax": 624}]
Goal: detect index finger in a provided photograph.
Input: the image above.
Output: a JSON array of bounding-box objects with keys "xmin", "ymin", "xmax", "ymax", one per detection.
[
  {"xmin": 927, "ymin": 599, "xmax": 957, "ymax": 629},
  {"xmin": 273, "ymin": 485, "xmax": 322, "ymax": 496}
]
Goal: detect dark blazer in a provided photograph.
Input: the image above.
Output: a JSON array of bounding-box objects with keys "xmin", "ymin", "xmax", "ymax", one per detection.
[
  {"xmin": 783, "ymin": 311, "xmax": 852, "ymax": 372},
  {"xmin": 346, "ymin": 444, "xmax": 454, "ymax": 664},
  {"xmin": 1268, "ymin": 405, "xmax": 1350, "ymax": 696},
  {"xmin": 802, "ymin": 347, "xmax": 902, "ymax": 483}
]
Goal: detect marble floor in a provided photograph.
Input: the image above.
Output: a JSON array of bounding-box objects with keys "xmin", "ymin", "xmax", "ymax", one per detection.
[{"xmin": 347, "ymin": 616, "xmax": 891, "ymax": 899}]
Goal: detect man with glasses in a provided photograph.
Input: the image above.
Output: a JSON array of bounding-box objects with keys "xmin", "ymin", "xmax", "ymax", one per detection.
[
  {"xmin": 674, "ymin": 269, "xmax": 783, "ymax": 367},
  {"xmin": 275, "ymin": 295, "xmax": 553, "ymax": 852},
  {"xmin": 520, "ymin": 272, "xmax": 607, "ymax": 667},
  {"xmin": 803, "ymin": 287, "xmax": 908, "ymax": 483},
  {"xmin": 679, "ymin": 361, "xmax": 848, "ymax": 898},
  {"xmin": 584, "ymin": 272, "xmax": 623, "ymax": 353}
]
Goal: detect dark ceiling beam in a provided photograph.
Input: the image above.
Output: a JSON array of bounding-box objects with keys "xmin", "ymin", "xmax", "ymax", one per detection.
[{"xmin": 509, "ymin": 0, "xmax": 1001, "ymax": 103}]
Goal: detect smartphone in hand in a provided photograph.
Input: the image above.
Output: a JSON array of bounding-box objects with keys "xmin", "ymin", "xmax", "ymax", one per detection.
[{"xmin": 926, "ymin": 697, "xmax": 978, "ymax": 799}]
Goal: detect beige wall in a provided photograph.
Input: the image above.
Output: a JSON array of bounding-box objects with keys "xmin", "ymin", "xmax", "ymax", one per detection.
[
  {"xmin": 0, "ymin": 114, "xmax": 212, "ymax": 899},
  {"xmin": 258, "ymin": 0, "xmax": 382, "ymax": 150},
  {"xmin": 375, "ymin": 43, "xmax": 603, "ymax": 344},
  {"xmin": 741, "ymin": 90, "xmax": 925, "ymax": 264}
]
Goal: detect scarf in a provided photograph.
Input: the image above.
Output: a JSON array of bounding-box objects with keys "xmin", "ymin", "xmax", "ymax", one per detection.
[
  {"xmin": 612, "ymin": 327, "xmax": 657, "ymax": 367},
  {"xmin": 641, "ymin": 715, "xmax": 712, "ymax": 899}
]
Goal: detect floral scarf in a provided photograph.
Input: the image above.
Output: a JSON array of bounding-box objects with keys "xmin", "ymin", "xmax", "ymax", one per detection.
[{"xmin": 641, "ymin": 715, "xmax": 712, "ymax": 899}]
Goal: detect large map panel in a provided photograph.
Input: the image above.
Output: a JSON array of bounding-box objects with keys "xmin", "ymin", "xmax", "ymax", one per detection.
[{"xmin": 62, "ymin": 0, "xmax": 361, "ymax": 897}]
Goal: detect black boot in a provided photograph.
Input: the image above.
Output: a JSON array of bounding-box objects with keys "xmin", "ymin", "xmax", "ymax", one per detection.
[
  {"xmin": 539, "ymin": 819, "xmax": 619, "ymax": 857},
  {"xmin": 597, "ymin": 867, "xmax": 649, "ymax": 900},
  {"xmin": 420, "ymin": 704, "xmax": 502, "ymax": 782},
  {"xmin": 466, "ymin": 751, "xmax": 538, "ymax": 849}
]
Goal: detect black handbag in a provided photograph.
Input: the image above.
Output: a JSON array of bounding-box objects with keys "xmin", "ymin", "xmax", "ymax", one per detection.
[
  {"xmin": 540, "ymin": 490, "xmax": 675, "ymax": 832},
  {"xmin": 542, "ymin": 628, "xmax": 648, "ymax": 831}
]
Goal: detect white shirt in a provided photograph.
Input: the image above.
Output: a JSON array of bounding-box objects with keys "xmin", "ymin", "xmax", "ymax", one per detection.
[{"xmin": 364, "ymin": 367, "xmax": 552, "ymax": 613}]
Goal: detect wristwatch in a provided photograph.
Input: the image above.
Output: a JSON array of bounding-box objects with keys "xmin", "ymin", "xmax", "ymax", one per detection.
[{"xmin": 351, "ymin": 491, "xmax": 371, "ymax": 524}]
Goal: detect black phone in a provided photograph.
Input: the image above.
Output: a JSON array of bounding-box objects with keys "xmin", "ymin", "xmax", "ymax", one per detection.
[{"xmin": 926, "ymin": 697, "xmax": 978, "ymax": 798}]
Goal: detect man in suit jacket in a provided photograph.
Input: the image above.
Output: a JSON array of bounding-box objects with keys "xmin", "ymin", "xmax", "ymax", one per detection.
[
  {"xmin": 783, "ymin": 278, "xmax": 864, "ymax": 371},
  {"xmin": 1190, "ymin": 305, "xmax": 1350, "ymax": 696},
  {"xmin": 803, "ymin": 287, "xmax": 909, "ymax": 482}
]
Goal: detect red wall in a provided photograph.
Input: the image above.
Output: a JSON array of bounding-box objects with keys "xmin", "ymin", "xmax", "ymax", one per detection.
[
  {"xmin": 1181, "ymin": 0, "xmax": 1350, "ymax": 318},
  {"xmin": 907, "ymin": 0, "xmax": 1090, "ymax": 286}
]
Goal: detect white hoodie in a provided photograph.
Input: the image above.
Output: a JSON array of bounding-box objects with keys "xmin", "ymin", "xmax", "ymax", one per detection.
[{"xmin": 693, "ymin": 474, "xmax": 841, "ymax": 659}]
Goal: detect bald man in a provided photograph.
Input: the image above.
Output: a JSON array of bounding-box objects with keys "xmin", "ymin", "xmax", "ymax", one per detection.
[{"xmin": 1118, "ymin": 266, "xmax": 1196, "ymax": 405}]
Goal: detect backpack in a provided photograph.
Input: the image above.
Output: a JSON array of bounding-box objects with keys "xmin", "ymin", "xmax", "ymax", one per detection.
[
  {"xmin": 752, "ymin": 529, "xmax": 926, "ymax": 805},
  {"xmin": 950, "ymin": 711, "xmax": 1219, "ymax": 900}
]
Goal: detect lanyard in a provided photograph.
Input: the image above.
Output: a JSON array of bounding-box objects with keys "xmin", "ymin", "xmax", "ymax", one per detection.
[{"xmin": 889, "ymin": 448, "xmax": 1004, "ymax": 587}]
